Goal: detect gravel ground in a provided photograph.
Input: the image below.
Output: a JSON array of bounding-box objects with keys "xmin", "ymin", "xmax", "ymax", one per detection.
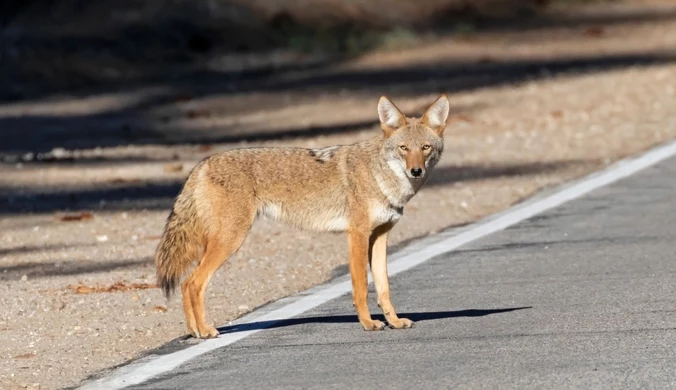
[{"xmin": 2, "ymin": 2, "xmax": 676, "ymax": 389}]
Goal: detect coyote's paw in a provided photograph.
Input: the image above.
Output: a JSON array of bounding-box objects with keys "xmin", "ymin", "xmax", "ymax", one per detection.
[
  {"xmin": 361, "ymin": 319, "xmax": 386, "ymax": 331},
  {"xmin": 388, "ymin": 317, "xmax": 414, "ymax": 329},
  {"xmin": 194, "ymin": 325, "xmax": 219, "ymax": 339}
]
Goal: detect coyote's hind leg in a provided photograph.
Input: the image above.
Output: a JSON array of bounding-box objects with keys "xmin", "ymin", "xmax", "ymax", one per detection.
[{"xmin": 182, "ymin": 195, "xmax": 255, "ymax": 338}]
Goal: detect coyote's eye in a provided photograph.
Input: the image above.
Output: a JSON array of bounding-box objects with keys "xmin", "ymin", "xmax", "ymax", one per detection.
[
  {"xmin": 399, "ymin": 145, "xmax": 408, "ymax": 151},
  {"xmin": 422, "ymin": 145, "xmax": 431, "ymax": 151}
]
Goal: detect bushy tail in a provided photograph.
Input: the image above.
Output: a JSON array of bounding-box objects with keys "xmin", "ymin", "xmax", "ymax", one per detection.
[{"xmin": 155, "ymin": 192, "xmax": 204, "ymax": 299}]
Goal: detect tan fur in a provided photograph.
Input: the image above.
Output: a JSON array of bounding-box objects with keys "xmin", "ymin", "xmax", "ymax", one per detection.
[{"xmin": 155, "ymin": 94, "xmax": 451, "ymax": 338}]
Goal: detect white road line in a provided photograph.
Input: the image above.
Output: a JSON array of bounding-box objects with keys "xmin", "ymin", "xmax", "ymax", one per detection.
[{"xmin": 78, "ymin": 138, "xmax": 676, "ymax": 390}]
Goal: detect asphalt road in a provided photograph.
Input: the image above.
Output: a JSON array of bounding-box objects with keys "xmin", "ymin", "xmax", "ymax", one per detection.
[{"xmin": 130, "ymin": 156, "xmax": 676, "ymax": 390}]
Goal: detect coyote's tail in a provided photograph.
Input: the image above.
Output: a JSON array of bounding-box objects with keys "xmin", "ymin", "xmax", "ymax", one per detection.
[{"xmin": 155, "ymin": 189, "xmax": 204, "ymax": 299}]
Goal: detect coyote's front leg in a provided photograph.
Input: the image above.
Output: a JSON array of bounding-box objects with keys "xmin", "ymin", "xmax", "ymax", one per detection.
[
  {"xmin": 348, "ymin": 229, "xmax": 386, "ymax": 331},
  {"xmin": 370, "ymin": 225, "xmax": 413, "ymax": 329}
]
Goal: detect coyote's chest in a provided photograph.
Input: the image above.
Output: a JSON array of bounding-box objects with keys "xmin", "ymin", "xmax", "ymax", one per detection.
[
  {"xmin": 369, "ymin": 201, "xmax": 403, "ymax": 228},
  {"xmin": 372, "ymin": 160, "xmax": 417, "ymax": 208}
]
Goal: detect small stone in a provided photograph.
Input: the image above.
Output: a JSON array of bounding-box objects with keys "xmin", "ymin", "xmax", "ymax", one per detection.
[
  {"xmin": 96, "ymin": 235, "xmax": 109, "ymax": 242},
  {"xmin": 21, "ymin": 274, "xmax": 28, "ymax": 282}
]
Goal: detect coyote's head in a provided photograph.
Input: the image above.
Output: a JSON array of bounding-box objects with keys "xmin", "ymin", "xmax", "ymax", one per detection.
[{"xmin": 377, "ymin": 94, "xmax": 450, "ymax": 180}]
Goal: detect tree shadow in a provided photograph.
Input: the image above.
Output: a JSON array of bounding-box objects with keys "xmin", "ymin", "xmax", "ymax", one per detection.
[
  {"xmin": 0, "ymin": 242, "xmax": 98, "ymax": 256},
  {"xmin": 0, "ymin": 100, "xmax": 484, "ymax": 156},
  {"xmin": 230, "ymin": 52, "xmax": 676, "ymax": 95},
  {"xmin": 214, "ymin": 306, "xmax": 532, "ymax": 335},
  {"xmin": 0, "ymin": 257, "xmax": 153, "ymax": 281},
  {"xmin": 0, "ymin": 181, "xmax": 183, "ymax": 214},
  {"xmin": 1, "ymin": 52, "xmax": 674, "ymax": 157},
  {"xmin": 0, "ymin": 114, "xmax": 382, "ymax": 156},
  {"xmin": 425, "ymin": 159, "xmax": 598, "ymax": 188}
]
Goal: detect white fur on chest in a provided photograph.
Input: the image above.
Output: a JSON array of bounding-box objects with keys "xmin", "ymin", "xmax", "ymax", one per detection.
[
  {"xmin": 369, "ymin": 201, "xmax": 403, "ymax": 227},
  {"xmin": 373, "ymin": 160, "xmax": 415, "ymax": 208}
]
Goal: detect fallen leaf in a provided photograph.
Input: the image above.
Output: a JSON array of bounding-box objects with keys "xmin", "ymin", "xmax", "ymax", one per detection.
[
  {"xmin": 551, "ymin": 110, "xmax": 563, "ymax": 118},
  {"xmin": 68, "ymin": 281, "xmax": 158, "ymax": 294},
  {"xmin": 13, "ymin": 353, "xmax": 35, "ymax": 359},
  {"xmin": 163, "ymin": 163, "xmax": 183, "ymax": 173},
  {"xmin": 74, "ymin": 285, "xmax": 92, "ymax": 294},
  {"xmin": 153, "ymin": 305, "xmax": 168, "ymax": 313},
  {"xmin": 583, "ymin": 26, "xmax": 604, "ymax": 37},
  {"xmin": 128, "ymin": 282, "xmax": 158, "ymax": 290},
  {"xmin": 57, "ymin": 212, "xmax": 93, "ymax": 222},
  {"xmin": 198, "ymin": 144, "xmax": 213, "ymax": 152}
]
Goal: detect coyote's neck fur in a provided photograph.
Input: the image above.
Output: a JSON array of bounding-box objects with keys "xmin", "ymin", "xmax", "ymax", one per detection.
[{"xmin": 372, "ymin": 148, "xmax": 417, "ymax": 209}]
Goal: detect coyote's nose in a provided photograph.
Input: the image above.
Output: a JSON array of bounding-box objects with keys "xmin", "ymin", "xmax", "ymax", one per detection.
[{"xmin": 410, "ymin": 168, "xmax": 423, "ymax": 177}]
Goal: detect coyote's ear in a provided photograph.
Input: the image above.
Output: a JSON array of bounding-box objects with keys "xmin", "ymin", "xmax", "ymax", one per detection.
[
  {"xmin": 421, "ymin": 94, "xmax": 450, "ymax": 135},
  {"xmin": 378, "ymin": 96, "xmax": 407, "ymax": 137}
]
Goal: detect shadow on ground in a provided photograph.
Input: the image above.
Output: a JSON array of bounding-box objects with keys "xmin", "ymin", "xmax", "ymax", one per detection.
[
  {"xmin": 214, "ymin": 306, "xmax": 532, "ymax": 334},
  {"xmin": 0, "ymin": 257, "xmax": 153, "ymax": 281},
  {"xmin": 1, "ymin": 52, "xmax": 674, "ymax": 156}
]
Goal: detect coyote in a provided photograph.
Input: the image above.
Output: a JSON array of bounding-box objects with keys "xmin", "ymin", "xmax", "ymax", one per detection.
[{"xmin": 155, "ymin": 94, "xmax": 450, "ymax": 338}]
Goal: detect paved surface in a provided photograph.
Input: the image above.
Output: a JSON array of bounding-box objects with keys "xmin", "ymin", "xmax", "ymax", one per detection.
[{"xmin": 131, "ymin": 157, "xmax": 676, "ymax": 390}]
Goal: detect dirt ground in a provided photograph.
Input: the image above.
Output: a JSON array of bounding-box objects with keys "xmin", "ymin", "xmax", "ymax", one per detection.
[{"xmin": 2, "ymin": 1, "xmax": 676, "ymax": 389}]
